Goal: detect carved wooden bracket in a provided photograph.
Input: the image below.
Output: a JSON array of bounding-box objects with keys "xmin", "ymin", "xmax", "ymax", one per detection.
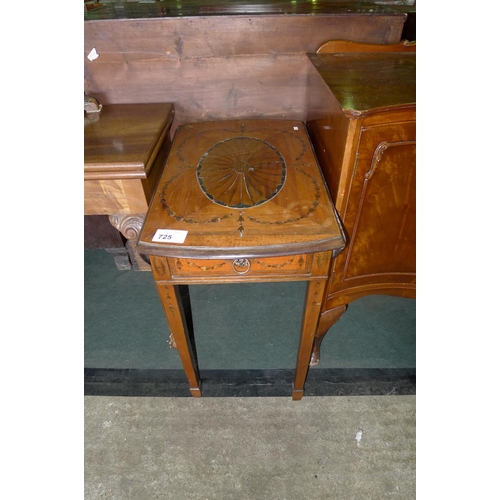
[{"xmin": 108, "ymin": 214, "xmax": 145, "ymax": 240}]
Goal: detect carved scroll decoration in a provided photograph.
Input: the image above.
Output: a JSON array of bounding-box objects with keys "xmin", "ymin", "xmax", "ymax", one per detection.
[{"xmin": 108, "ymin": 214, "xmax": 145, "ymax": 240}]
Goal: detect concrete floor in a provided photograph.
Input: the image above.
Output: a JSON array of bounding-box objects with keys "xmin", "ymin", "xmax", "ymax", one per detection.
[{"xmin": 85, "ymin": 395, "xmax": 415, "ymax": 499}]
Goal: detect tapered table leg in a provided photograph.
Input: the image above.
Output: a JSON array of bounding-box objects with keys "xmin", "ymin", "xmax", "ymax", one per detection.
[{"xmin": 156, "ymin": 284, "xmax": 201, "ymax": 397}]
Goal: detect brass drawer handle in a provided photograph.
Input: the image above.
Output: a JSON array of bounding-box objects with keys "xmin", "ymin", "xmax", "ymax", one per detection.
[{"xmin": 232, "ymin": 258, "xmax": 251, "ymax": 274}]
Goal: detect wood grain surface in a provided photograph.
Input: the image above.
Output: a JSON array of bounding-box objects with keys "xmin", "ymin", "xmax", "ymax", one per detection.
[{"xmin": 84, "ymin": 14, "xmax": 405, "ymax": 124}]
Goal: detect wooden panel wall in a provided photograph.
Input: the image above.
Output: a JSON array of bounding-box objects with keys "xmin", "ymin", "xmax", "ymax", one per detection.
[{"xmin": 84, "ymin": 14, "xmax": 405, "ymax": 126}]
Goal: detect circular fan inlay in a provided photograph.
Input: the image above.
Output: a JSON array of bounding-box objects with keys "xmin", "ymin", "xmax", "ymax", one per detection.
[{"xmin": 197, "ymin": 137, "xmax": 286, "ymax": 208}]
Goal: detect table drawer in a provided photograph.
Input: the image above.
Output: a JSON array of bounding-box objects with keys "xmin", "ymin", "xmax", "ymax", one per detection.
[{"xmin": 167, "ymin": 254, "xmax": 313, "ymax": 279}]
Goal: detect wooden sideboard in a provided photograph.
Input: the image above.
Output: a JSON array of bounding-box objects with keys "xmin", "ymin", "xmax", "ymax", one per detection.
[{"xmin": 306, "ymin": 44, "xmax": 416, "ymax": 365}]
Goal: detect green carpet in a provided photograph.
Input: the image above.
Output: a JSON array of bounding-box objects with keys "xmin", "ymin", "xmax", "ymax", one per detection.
[{"xmin": 85, "ymin": 249, "xmax": 415, "ymax": 371}]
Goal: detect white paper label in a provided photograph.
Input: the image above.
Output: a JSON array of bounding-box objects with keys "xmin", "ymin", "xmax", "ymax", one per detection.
[
  {"xmin": 87, "ymin": 48, "xmax": 99, "ymax": 61},
  {"xmin": 152, "ymin": 229, "xmax": 188, "ymax": 244}
]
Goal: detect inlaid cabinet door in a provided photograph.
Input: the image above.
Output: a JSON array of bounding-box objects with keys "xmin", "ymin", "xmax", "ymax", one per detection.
[{"xmin": 331, "ymin": 119, "xmax": 416, "ymax": 291}]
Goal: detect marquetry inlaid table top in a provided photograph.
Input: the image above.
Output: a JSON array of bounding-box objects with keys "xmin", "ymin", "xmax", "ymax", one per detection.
[{"xmin": 137, "ymin": 119, "xmax": 344, "ymax": 261}]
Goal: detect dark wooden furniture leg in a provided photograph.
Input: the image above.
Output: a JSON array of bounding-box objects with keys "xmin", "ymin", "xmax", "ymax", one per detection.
[
  {"xmin": 310, "ymin": 304, "xmax": 347, "ymax": 366},
  {"xmin": 156, "ymin": 284, "xmax": 201, "ymax": 397}
]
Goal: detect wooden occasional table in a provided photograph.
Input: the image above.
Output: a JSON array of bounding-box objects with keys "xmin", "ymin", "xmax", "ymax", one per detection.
[
  {"xmin": 137, "ymin": 119, "xmax": 345, "ymax": 400},
  {"xmin": 84, "ymin": 103, "xmax": 175, "ymax": 269}
]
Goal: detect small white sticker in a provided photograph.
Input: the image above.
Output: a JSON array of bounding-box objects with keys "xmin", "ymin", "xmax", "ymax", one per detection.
[
  {"xmin": 87, "ymin": 48, "xmax": 99, "ymax": 61},
  {"xmin": 293, "ymin": 126, "xmax": 299, "ymax": 130},
  {"xmin": 152, "ymin": 229, "xmax": 188, "ymax": 244}
]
